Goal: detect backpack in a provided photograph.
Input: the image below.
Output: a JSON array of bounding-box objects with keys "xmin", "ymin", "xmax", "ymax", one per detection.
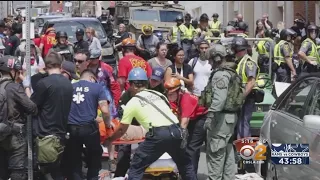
[
  {"xmin": 0, "ymin": 80, "xmax": 12, "ymax": 141},
  {"xmin": 191, "ymin": 57, "xmax": 198, "ymax": 70},
  {"xmin": 199, "ymin": 67, "xmax": 245, "ymax": 112}
]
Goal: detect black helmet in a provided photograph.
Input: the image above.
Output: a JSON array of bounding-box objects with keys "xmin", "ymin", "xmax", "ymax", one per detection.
[
  {"xmin": 200, "ymin": 13, "xmax": 209, "ymax": 21},
  {"xmin": 279, "ymin": 29, "xmax": 296, "ymax": 40},
  {"xmin": 238, "ymin": 21, "xmax": 247, "ymax": 31},
  {"xmin": 56, "ymin": 31, "xmax": 68, "ymax": 39},
  {"xmin": 212, "ymin": 13, "xmax": 219, "ymax": 18},
  {"xmin": 184, "ymin": 13, "xmax": 191, "ymax": 20},
  {"xmin": 307, "ymin": 25, "xmax": 317, "ymax": 31},
  {"xmin": 231, "ymin": 36, "xmax": 249, "ymax": 52},
  {"xmin": 264, "ymin": 29, "xmax": 272, "ymax": 38},
  {"xmin": 176, "ymin": 15, "xmax": 183, "ymax": 22}
]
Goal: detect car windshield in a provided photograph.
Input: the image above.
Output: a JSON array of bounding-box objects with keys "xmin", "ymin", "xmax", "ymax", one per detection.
[
  {"xmin": 132, "ymin": 9, "xmax": 159, "ymax": 22},
  {"xmin": 159, "ymin": 10, "xmax": 183, "ymax": 22},
  {"xmin": 48, "ymin": 21, "xmax": 106, "ymax": 43},
  {"xmin": 36, "ymin": 17, "xmax": 64, "ymax": 27}
]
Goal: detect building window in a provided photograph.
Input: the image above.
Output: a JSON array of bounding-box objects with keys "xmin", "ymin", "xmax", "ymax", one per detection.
[{"xmin": 192, "ymin": 7, "xmax": 201, "ymax": 20}]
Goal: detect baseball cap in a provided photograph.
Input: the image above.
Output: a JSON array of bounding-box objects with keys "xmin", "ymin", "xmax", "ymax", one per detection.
[
  {"xmin": 151, "ymin": 67, "xmax": 165, "ymax": 81},
  {"xmin": 76, "ymin": 28, "xmax": 84, "ymax": 36},
  {"xmin": 61, "ymin": 61, "xmax": 79, "ymax": 80},
  {"xmin": 89, "ymin": 49, "xmax": 101, "ymax": 59}
]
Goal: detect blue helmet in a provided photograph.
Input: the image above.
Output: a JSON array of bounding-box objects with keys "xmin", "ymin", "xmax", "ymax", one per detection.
[{"xmin": 128, "ymin": 67, "xmax": 148, "ymax": 81}]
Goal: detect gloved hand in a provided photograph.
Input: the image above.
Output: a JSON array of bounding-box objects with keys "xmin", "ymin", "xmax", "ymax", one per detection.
[
  {"xmin": 204, "ymin": 112, "xmax": 214, "ymax": 131},
  {"xmin": 180, "ymin": 128, "xmax": 189, "ymax": 149},
  {"xmin": 22, "ymin": 76, "xmax": 31, "ymax": 88}
]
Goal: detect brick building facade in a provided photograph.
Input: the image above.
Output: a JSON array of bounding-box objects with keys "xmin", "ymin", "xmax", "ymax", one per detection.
[{"xmin": 293, "ymin": 1, "xmax": 316, "ymax": 23}]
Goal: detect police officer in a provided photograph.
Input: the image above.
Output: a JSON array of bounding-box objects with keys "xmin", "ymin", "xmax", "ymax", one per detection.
[
  {"xmin": 48, "ymin": 31, "xmax": 74, "ymax": 62},
  {"xmin": 237, "ymin": 22, "xmax": 249, "ymax": 38},
  {"xmin": 106, "ymin": 68, "xmax": 196, "ymax": 180},
  {"xmin": 273, "ymin": 29, "xmax": 297, "ymax": 82},
  {"xmin": 74, "ymin": 28, "xmax": 89, "ymax": 53},
  {"xmin": 256, "ymin": 29, "xmax": 274, "ymax": 73},
  {"xmin": 63, "ymin": 69, "xmax": 111, "ymax": 180},
  {"xmin": 298, "ymin": 25, "xmax": 320, "ymax": 74},
  {"xmin": 179, "ymin": 13, "xmax": 195, "ymax": 63},
  {"xmin": 168, "ymin": 15, "xmax": 183, "ymax": 44},
  {"xmin": 204, "ymin": 44, "xmax": 238, "ymax": 180},
  {"xmin": 231, "ymin": 37, "xmax": 259, "ymax": 139},
  {"xmin": 0, "ymin": 55, "xmax": 37, "ymax": 180},
  {"xmin": 210, "ymin": 13, "xmax": 221, "ymax": 34},
  {"xmin": 194, "ymin": 13, "xmax": 213, "ymax": 45}
]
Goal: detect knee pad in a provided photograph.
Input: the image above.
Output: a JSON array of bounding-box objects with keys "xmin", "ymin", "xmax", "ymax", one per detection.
[{"xmin": 10, "ymin": 169, "xmax": 27, "ymax": 180}]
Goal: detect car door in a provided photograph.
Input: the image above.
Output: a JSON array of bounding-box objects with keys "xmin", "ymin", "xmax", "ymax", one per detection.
[
  {"xmin": 294, "ymin": 79, "xmax": 320, "ymax": 179},
  {"xmin": 269, "ymin": 78, "xmax": 316, "ymax": 179}
]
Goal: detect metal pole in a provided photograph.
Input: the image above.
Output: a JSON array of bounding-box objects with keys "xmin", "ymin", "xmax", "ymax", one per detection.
[{"xmin": 25, "ymin": 2, "xmax": 33, "ymax": 180}]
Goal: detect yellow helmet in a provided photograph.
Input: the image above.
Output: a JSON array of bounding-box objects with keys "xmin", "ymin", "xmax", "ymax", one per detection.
[{"xmin": 142, "ymin": 24, "xmax": 154, "ymax": 36}]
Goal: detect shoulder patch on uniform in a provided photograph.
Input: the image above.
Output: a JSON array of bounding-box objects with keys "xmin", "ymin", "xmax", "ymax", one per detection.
[
  {"xmin": 247, "ymin": 61, "xmax": 254, "ymax": 70},
  {"xmin": 283, "ymin": 44, "xmax": 290, "ymax": 52},
  {"xmin": 216, "ymin": 79, "xmax": 226, "ymax": 89}
]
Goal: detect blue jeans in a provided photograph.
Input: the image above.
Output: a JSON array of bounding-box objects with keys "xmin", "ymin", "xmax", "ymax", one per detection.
[
  {"xmin": 237, "ymin": 98, "xmax": 255, "ymax": 139},
  {"xmin": 128, "ymin": 124, "xmax": 197, "ymax": 180}
]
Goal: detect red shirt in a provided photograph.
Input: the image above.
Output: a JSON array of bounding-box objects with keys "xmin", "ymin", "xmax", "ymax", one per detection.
[
  {"xmin": 170, "ymin": 92, "xmax": 208, "ymax": 120},
  {"xmin": 118, "ymin": 54, "xmax": 152, "ymax": 90},
  {"xmin": 99, "ymin": 61, "xmax": 121, "ymax": 108},
  {"xmin": 33, "ymin": 38, "xmax": 41, "ymax": 47},
  {"xmin": 41, "ymin": 34, "xmax": 56, "ymax": 57}
]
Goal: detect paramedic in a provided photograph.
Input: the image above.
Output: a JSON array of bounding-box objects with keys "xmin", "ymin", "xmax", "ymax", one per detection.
[
  {"xmin": 64, "ymin": 69, "xmax": 111, "ymax": 180},
  {"xmin": 106, "ymin": 67, "xmax": 196, "ymax": 180}
]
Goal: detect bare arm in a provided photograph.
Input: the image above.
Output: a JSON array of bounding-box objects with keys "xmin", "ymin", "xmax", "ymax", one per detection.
[
  {"xmin": 99, "ymin": 100, "xmax": 110, "ymax": 126},
  {"xmin": 244, "ymin": 77, "xmax": 256, "ymax": 97}
]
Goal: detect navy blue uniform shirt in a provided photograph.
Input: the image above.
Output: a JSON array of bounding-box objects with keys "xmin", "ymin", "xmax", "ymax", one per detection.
[{"xmin": 69, "ymin": 80, "xmax": 108, "ymax": 125}]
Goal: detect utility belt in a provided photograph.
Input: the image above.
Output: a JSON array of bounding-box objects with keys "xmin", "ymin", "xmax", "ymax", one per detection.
[
  {"xmin": 148, "ymin": 123, "xmax": 182, "ymax": 139},
  {"xmin": 272, "ymin": 60, "xmax": 287, "ymax": 72},
  {"xmin": 247, "ymin": 89, "xmax": 264, "ymax": 103},
  {"xmin": 181, "ymin": 39, "xmax": 193, "ymax": 44},
  {"xmin": 67, "ymin": 121, "xmax": 98, "ymax": 132},
  {"xmin": 0, "ymin": 122, "xmax": 25, "ymax": 141}
]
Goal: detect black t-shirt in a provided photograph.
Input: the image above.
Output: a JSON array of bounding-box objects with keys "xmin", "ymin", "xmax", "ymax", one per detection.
[
  {"xmin": 31, "ymin": 72, "xmax": 48, "ymax": 92},
  {"xmin": 31, "ymin": 74, "xmax": 73, "ymax": 138},
  {"xmin": 169, "ymin": 63, "xmax": 193, "ymax": 79},
  {"xmin": 5, "ymin": 35, "xmax": 20, "ymax": 56}
]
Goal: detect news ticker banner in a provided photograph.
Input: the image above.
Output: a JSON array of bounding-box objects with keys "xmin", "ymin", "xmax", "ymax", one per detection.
[{"xmin": 239, "ymin": 142, "xmax": 309, "ymax": 165}]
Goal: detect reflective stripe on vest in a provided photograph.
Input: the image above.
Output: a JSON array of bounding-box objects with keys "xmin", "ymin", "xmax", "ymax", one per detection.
[
  {"xmin": 195, "ymin": 28, "xmax": 211, "ymax": 43},
  {"xmin": 302, "ymin": 38, "xmax": 320, "ymax": 64},
  {"xmin": 179, "ymin": 24, "xmax": 195, "ymax": 40},
  {"xmin": 236, "ymin": 54, "xmax": 260, "ymax": 85},
  {"xmin": 171, "ymin": 26, "xmax": 178, "ymax": 43},
  {"xmin": 257, "ymin": 38, "xmax": 272, "ymax": 56},
  {"xmin": 210, "ymin": 21, "xmax": 221, "ymax": 32},
  {"xmin": 273, "ymin": 40, "xmax": 290, "ymax": 66},
  {"xmin": 237, "ymin": 33, "xmax": 248, "ymax": 38}
]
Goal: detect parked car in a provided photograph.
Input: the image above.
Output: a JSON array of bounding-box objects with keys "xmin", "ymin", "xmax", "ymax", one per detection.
[
  {"xmin": 255, "ymin": 73, "xmax": 320, "ymax": 180},
  {"xmin": 40, "ymin": 17, "xmax": 118, "ymax": 74}
]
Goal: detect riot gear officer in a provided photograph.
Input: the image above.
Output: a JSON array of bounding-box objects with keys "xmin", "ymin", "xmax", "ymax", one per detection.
[
  {"xmin": 168, "ymin": 15, "xmax": 183, "ymax": 44},
  {"xmin": 256, "ymin": 29, "xmax": 274, "ymax": 73},
  {"xmin": 298, "ymin": 25, "xmax": 320, "ymax": 74},
  {"xmin": 273, "ymin": 28, "xmax": 297, "ymax": 82},
  {"xmin": 237, "ymin": 22, "xmax": 249, "ymax": 38},
  {"xmin": 49, "ymin": 31, "xmax": 74, "ymax": 62}
]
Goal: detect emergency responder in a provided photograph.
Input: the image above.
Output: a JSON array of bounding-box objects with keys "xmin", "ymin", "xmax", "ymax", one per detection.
[
  {"xmin": 168, "ymin": 15, "xmax": 183, "ymax": 44},
  {"xmin": 164, "ymin": 77, "xmax": 207, "ymax": 175},
  {"xmin": 179, "ymin": 13, "xmax": 195, "ymax": 63},
  {"xmin": 298, "ymin": 25, "xmax": 320, "ymax": 74},
  {"xmin": 231, "ymin": 37, "xmax": 259, "ymax": 139},
  {"xmin": 63, "ymin": 69, "xmax": 111, "ymax": 180},
  {"xmin": 204, "ymin": 44, "xmax": 238, "ymax": 180},
  {"xmin": 0, "ymin": 55, "xmax": 37, "ymax": 180},
  {"xmin": 106, "ymin": 67, "xmax": 196, "ymax": 180},
  {"xmin": 194, "ymin": 13, "xmax": 213, "ymax": 45},
  {"xmin": 74, "ymin": 28, "xmax": 89, "ymax": 53},
  {"xmin": 48, "ymin": 31, "xmax": 74, "ymax": 62},
  {"xmin": 237, "ymin": 22, "xmax": 249, "ymax": 38},
  {"xmin": 256, "ymin": 29, "xmax": 274, "ymax": 73},
  {"xmin": 210, "ymin": 13, "xmax": 221, "ymax": 35},
  {"xmin": 136, "ymin": 25, "xmax": 159, "ymax": 60},
  {"xmin": 273, "ymin": 29, "xmax": 297, "ymax": 82}
]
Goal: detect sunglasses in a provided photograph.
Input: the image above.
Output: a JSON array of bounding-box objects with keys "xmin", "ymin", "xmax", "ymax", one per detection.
[{"xmin": 74, "ymin": 58, "xmax": 85, "ymax": 64}]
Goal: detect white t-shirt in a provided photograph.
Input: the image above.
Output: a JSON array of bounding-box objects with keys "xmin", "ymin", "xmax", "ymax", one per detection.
[
  {"xmin": 21, "ymin": 55, "xmax": 45, "ymax": 76},
  {"xmin": 189, "ymin": 58, "xmax": 212, "ymax": 96}
]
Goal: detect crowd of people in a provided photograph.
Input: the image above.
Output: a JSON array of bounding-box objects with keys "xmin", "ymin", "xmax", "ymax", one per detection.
[{"xmin": 0, "ymin": 11, "xmax": 319, "ymax": 180}]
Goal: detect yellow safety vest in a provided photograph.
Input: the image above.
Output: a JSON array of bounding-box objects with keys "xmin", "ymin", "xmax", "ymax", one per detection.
[
  {"xmin": 317, "ymin": 45, "xmax": 320, "ymax": 56},
  {"xmin": 179, "ymin": 24, "xmax": 195, "ymax": 40},
  {"xmin": 257, "ymin": 38, "xmax": 272, "ymax": 56},
  {"xmin": 171, "ymin": 26, "xmax": 179, "ymax": 43},
  {"xmin": 236, "ymin": 54, "xmax": 260, "ymax": 85},
  {"xmin": 273, "ymin": 40, "xmax": 293, "ymax": 66},
  {"xmin": 210, "ymin": 21, "xmax": 221, "ymax": 32},
  {"xmin": 237, "ymin": 33, "xmax": 248, "ymax": 38},
  {"xmin": 195, "ymin": 28, "xmax": 212, "ymax": 43},
  {"xmin": 301, "ymin": 38, "xmax": 320, "ymax": 64}
]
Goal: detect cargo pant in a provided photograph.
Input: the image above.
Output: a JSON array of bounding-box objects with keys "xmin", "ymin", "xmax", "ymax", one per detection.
[
  {"xmin": 237, "ymin": 98, "xmax": 255, "ymax": 139},
  {"xmin": 206, "ymin": 113, "xmax": 237, "ymax": 180},
  {"xmin": 0, "ymin": 132, "xmax": 27, "ymax": 180},
  {"xmin": 128, "ymin": 124, "xmax": 196, "ymax": 180}
]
